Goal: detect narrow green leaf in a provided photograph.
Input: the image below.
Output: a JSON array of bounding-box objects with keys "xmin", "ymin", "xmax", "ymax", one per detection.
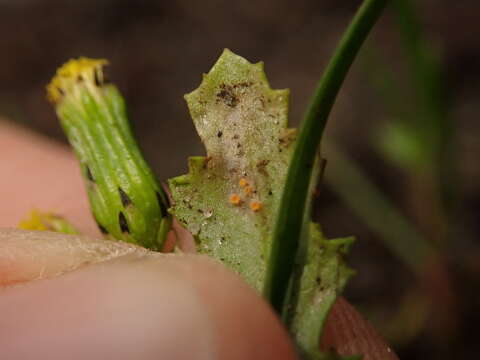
[
  {"xmin": 264, "ymin": 0, "xmax": 388, "ymax": 315},
  {"xmin": 289, "ymin": 224, "xmax": 355, "ymax": 359}
]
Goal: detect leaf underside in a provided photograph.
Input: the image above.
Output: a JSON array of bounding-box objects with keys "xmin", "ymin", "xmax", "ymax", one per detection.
[
  {"xmin": 169, "ymin": 49, "xmax": 294, "ymax": 290},
  {"xmin": 168, "ymin": 49, "xmax": 355, "ymax": 359}
]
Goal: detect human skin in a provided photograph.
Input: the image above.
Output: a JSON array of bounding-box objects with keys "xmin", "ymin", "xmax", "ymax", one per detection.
[{"xmin": 0, "ymin": 120, "xmax": 398, "ymax": 359}]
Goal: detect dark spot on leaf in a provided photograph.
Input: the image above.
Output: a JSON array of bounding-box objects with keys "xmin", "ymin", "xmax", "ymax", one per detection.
[
  {"xmin": 233, "ymin": 81, "xmax": 253, "ymax": 89},
  {"xmin": 182, "ymin": 199, "xmax": 193, "ymax": 210},
  {"xmin": 95, "ymin": 219, "xmax": 108, "ymax": 234},
  {"xmin": 256, "ymin": 159, "xmax": 269, "ymax": 175},
  {"xmin": 57, "ymin": 87, "xmax": 65, "ymax": 96},
  {"xmin": 279, "ymin": 129, "xmax": 297, "ymax": 148},
  {"xmin": 98, "ymin": 224, "xmax": 108, "ymax": 234},
  {"xmin": 156, "ymin": 191, "xmax": 168, "ymax": 217},
  {"xmin": 94, "ymin": 69, "xmax": 101, "ymax": 86},
  {"xmin": 118, "ymin": 187, "xmax": 132, "ymax": 207},
  {"xmin": 216, "ymin": 84, "xmax": 238, "ymax": 107},
  {"xmin": 259, "ymin": 96, "xmax": 266, "ymax": 108},
  {"xmin": 233, "ymin": 134, "xmax": 239, "ymax": 140},
  {"xmin": 77, "ymin": 75, "xmax": 83, "ymax": 83},
  {"xmin": 268, "ymin": 190, "xmax": 273, "ymax": 196},
  {"xmin": 217, "ymin": 131, "xmax": 223, "ymax": 138},
  {"xmin": 203, "ymin": 156, "xmax": 212, "ymax": 169},
  {"xmin": 85, "ymin": 166, "xmax": 94, "ymax": 182},
  {"xmin": 118, "ymin": 212, "xmax": 130, "ymax": 233},
  {"xmin": 257, "ymin": 159, "xmax": 269, "ymax": 167}
]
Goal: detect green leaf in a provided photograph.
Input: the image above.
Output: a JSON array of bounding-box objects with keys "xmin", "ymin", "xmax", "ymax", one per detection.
[{"xmin": 169, "ymin": 49, "xmax": 294, "ymax": 290}]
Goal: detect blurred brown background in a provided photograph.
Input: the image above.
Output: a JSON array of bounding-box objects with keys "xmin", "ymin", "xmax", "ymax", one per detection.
[{"xmin": 1, "ymin": 0, "xmax": 478, "ymax": 358}]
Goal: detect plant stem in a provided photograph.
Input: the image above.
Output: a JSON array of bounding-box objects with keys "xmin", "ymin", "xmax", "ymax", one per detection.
[{"xmin": 264, "ymin": 0, "xmax": 389, "ymax": 313}]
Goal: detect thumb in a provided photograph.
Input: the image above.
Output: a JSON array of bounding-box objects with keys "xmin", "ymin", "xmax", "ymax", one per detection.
[{"xmin": 0, "ymin": 229, "xmax": 296, "ymax": 360}]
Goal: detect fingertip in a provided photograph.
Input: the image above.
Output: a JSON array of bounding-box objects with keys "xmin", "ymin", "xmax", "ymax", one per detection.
[
  {"xmin": 156, "ymin": 254, "xmax": 298, "ymax": 360},
  {"xmin": 0, "ymin": 229, "xmax": 296, "ymax": 360},
  {"xmin": 0, "ymin": 228, "xmax": 398, "ymax": 360},
  {"xmin": 0, "ymin": 120, "xmax": 98, "ymax": 235}
]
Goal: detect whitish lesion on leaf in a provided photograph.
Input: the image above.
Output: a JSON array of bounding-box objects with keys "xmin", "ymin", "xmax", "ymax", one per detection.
[
  {"xmin": 169, "ymin": 49, "xmax": 296, "ymax": 290},
  {"xmin": 168, "ymin": 49, "xmax": 355, "ymax": 359}
]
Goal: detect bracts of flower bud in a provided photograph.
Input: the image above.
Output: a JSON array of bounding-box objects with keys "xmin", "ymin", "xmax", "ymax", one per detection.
[{"xmin": 47, "ymin": 58, "xmax": 171, "ymax": 250}]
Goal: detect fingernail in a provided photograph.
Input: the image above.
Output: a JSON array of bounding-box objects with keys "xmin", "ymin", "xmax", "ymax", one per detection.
[{"xmin": 0, "ymin": 228, "xmax": 144, "ymax": 287}]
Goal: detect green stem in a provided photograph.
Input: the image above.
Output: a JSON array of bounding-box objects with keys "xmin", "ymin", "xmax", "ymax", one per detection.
[{"xmin": 264, "ymin": 0, "xmax": 389, "ymax": 313}]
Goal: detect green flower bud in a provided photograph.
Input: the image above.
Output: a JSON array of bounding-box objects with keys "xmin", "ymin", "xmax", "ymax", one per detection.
[{"xmin": 47, "ymin": 58, "xmax": 171, "ymax": 250}]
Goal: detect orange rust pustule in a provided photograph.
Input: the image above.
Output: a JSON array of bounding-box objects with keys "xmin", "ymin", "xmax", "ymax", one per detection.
[
  {"xmin": 239, "ymin": 178, "xmax": 249, "ymax": 188},
  {"xmin": 249, "ymin": 201, "xmax": 262, "ymax": 212},
  {"xmin": 229, "ymin": 194, "xmax": 242, "ymax": 206}
]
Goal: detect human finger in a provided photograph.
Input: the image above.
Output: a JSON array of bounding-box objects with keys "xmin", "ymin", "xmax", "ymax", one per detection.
[{"xmin": 0, "ymin": 229, "xmax": 297, "ymax": 360}]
